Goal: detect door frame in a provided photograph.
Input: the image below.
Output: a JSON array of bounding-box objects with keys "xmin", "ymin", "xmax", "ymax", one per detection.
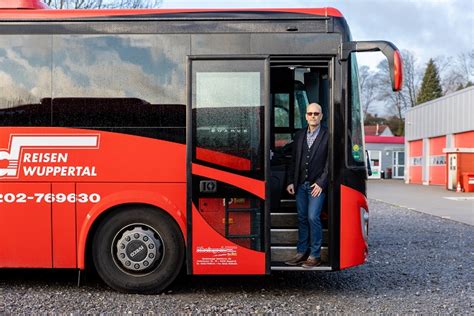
[
  {"xmin": 392, "ymin": 151, "xmax": 405, "ymax": 179},
  {"xmin": 186, "ymin": 55, "xmax": 271, "ymax": 274},
  {"xmin": 269, "ymin": 58, "xmax": 335, "ymax": 269}
]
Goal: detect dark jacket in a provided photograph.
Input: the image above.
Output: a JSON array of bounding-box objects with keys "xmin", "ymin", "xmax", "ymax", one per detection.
[{"xmin": 287, "ymin": 126, "xmax": 329, "ymax": 190}]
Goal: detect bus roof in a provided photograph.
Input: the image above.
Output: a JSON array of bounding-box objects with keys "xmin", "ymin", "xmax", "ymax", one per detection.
[{"xmin": 0, "ymin": 5, "xmax": 343, "ymax": 20}]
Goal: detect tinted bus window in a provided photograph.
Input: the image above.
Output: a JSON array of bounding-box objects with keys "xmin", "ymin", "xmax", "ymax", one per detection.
[
  {"xmin": 0, "ymin": 35, "xmax": 52, "ymax": 126},
  {"xmin": 193, "ymin": 61, "xmax": 264, "ymax": 177},
  {"xmin": 349, "ymin": 53, "xmax": 365, "ymax": 165},
  {"xmin": 51, "ymin": 35, "xmax": 189, "ymax": 141},
  {"xmin": 195, "ymin": 69, "xmax": 264, "ymax": 172}
]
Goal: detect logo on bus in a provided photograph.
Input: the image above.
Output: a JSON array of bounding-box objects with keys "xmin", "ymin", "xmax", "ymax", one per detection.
[{"xmin": 0, "ymin": 134, "xmax": 100, "ymax": 179}]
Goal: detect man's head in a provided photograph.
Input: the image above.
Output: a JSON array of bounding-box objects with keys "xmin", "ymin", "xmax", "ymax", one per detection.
[{"xmin": 305, "ymin": 103, "xmax": 323, "ymax": 130}]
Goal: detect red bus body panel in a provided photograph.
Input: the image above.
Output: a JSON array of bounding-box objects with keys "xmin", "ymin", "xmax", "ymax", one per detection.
[
  {"xmin": 0, "ymin": 127, "xmax": 187, "ymax": 269},
  {"xmin": 340, "ymin": 184, "xmax": 367, "ymax": 269},
  {"xmin": 191, "ymin": 163, "xmax": 265, "ymax": 274},
  {"xmin": 192, "ymin": 163, "xmax": 265, "ymax": 200},
  {"xmin": 192, "ymin": 205, "xmax": 265, "ymax": 274},
  {"xmin": 0, "ymin": 182, "xmax": 52, "ymax": 267},
  {"xmin": 52, "ymin": 182, "xmax": 76, "ymax": 268}
]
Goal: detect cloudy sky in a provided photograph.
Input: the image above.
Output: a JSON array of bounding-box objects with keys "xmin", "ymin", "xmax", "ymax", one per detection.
[{"xmin": 161, "ymin": 0, "xmax": 474, "ymax": 69}]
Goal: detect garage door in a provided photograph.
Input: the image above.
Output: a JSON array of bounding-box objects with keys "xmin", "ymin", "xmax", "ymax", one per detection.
[{"xmin": 409, "ymin": 140, "xmax": 423, "ymax": 184}]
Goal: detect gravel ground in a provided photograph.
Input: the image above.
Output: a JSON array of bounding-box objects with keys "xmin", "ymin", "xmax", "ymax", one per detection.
[{"xmin": 1, "ymin": 199, "xmax": 473, "ymax": 314}]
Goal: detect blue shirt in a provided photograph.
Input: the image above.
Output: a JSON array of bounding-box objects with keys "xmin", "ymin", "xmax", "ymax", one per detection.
[{"xmin": 307, "ymin": 125, "xmax": 321, "ymax": 148}]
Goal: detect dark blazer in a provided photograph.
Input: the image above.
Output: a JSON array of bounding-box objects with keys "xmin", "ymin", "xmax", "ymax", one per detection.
[{"xmin": 287, "ymin": 126, "xmax": 329, "ymax": 190}]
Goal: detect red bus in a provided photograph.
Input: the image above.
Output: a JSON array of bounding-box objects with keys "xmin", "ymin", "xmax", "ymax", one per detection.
[{"xmin": 0, "ymin": 0, "xmax": 403, "ymax": 293}]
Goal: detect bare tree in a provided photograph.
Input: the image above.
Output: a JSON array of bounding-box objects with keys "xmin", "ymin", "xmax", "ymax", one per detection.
[
  {"xmin": 375, "ymin": 50, "xmax": 419, "ymax": 119},
  {"xmin": 401, "ymin": 50, "xmax": 419, "ymax": 108},
  {"xmin": 437, "ymin": 50, "xmax": 474, "ymax": 94},
  {"xmin": 374, "ymin": 51, "xmax": 419, "ymax": 135},
  {"xmin": 44, "ymin": 0, "xmax": 161, "ymax": 9},
  {"xmin": 358, "ymin": 65, "xmax": 378, "ymax": 117}
]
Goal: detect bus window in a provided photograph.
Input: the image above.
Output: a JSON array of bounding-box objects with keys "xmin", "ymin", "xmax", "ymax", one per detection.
[
  {"xmin": 0, "ymin": 35, "xmax": 52, "ymax": 127},
  {"xmin": 271, "ymin": 66, "xmax": 329, "ymax": 149},
  {"xmin": 274, "ymin": 93, "xmax": 290, "ymax": 128},
  {"xmin": 195, "ymin": 69, "xmax": 263, "ymax": 172},
  {"xmin": 348, "ymin": 53, "xmax": 365, "ymax": 165},
  {"xmin": 294, "ymin": 82, "xmax": 309, "ymax": 129},
  {"xmin": 51, "ymin": 34, "xmax": 188, "ymax": 142}
]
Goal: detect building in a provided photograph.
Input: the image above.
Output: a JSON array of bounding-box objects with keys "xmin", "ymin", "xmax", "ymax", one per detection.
[
  {"xmin": 405, "ymin": 86, "xmax": 474, "ymax": 190},
  {"xmin": 364, "ymin": 128, "xmax": 405, "ymax": 179}
]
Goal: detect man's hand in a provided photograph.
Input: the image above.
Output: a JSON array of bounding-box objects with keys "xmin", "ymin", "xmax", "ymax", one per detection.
[
  {"xmin": 286, "ymin": 184, "xmax": 295, "ymax": 195},
  {"xmin": 310, "ymin": 183, "xmax": 322, "ymax": 197}
]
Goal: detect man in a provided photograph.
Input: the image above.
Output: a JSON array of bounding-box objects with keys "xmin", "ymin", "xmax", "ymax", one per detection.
[{"xmin": 285, "ymin": 102, "xmax": 328, "ymax": 268}]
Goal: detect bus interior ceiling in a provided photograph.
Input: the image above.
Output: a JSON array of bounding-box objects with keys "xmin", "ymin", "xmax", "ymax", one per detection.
[{"xmin": 269, "ymin": 62, "xmax": 330, "ymax": 266}]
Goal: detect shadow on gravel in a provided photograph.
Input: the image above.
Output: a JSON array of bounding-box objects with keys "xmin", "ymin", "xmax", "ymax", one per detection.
[
  {"xmin": 0, "ymin": 267, "xmax": 391, "ymax": 298},
  {"xmin": 0, "ymin": 267, "xmax": 375, "ymax": 296}
]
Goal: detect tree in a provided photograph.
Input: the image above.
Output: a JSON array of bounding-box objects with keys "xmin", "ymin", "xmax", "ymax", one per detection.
[
  {"xmin": 374, "ymin": 51, "xmax": 414, "ymax": 134},
  {"xmin": 385, "ymin": 115, "xmax": 404, "ymax": 136},
  {"xmin": 358, "ymin": 65, "xmax": 378, "ymax": 117},
  {"xmin": 416, "ymin": 58, "xmax": 443, "ymax": 104},
  {"xmin": 44, "ymin": 0, "xmax": 161, "ymax": 9},
  {"xmin": 364, "ymin": 113, "xmax": 386, "ymax": 126},
  {"xmin": 401, "ymin": 50, "xmax": 419, "ymax": 108},
  {"xmin": 438, "ymin": 51, "xmax": 474, "ymax": 94}
]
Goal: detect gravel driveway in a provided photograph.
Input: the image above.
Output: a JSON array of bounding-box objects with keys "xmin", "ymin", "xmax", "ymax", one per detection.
[{"xmin": 1, "ymin": 199, "xmax": 473, "ymax": 314}]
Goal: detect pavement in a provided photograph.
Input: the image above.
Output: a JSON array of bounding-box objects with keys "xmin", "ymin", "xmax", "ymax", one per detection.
[{"xmin": 367, "ymin": 179, "xmax": 474, "ymax": 226}]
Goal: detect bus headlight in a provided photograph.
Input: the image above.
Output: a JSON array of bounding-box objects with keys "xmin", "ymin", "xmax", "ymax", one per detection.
[{"xmin": 360, "ymin": 207, "xmax": 369, "ymax": 242}]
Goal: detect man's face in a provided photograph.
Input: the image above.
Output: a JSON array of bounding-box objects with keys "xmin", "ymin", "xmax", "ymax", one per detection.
[{"xmin": 305, "ymin": 104, "xmax": 323, "ymax": 128}]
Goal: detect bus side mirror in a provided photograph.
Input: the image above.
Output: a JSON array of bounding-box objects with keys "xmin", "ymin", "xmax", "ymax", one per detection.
[{"xmin": 341, "ymin": 41, "xmax": 403, "ymax": 92}]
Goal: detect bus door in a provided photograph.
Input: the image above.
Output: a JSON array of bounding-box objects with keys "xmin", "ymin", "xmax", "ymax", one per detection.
[{"xmin": 187, "ymin": 56, "xmax": 270, "ymax": 275}]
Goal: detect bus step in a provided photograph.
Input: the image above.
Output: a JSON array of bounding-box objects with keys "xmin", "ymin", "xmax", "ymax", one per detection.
[
  {"xmin": 270, "ymin": 212, "xmax": 297, "ymax": 228},
  {"xmin": 271, "ymin": 246, "xmax": 328, "ymax": 263},
  {"xmin": 271, "ymin": 228, "xmax": 328, "ymax": 245},
  {"xmin": 277, "ymin": 199, "xmax": 296, "ymax": 211}
]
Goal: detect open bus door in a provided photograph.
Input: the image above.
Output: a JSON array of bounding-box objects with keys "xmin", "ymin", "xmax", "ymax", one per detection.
[{"xmin": 186, "ymin": 56, "xmax": 271, "ymax": 274}]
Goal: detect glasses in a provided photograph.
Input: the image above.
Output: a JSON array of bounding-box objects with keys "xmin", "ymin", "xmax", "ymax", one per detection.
[{"xmin": 306, "ymin": 112, "xmax": 320, "ymax": 116}]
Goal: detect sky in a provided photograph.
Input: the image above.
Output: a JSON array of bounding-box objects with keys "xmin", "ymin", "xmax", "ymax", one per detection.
[{"xmin": 161, "ymin": 0, "xmax": 474, "ymax": 70}]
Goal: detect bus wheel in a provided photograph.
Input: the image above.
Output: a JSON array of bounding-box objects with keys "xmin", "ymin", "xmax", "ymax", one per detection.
[{"xmin": 92, "ymin": 205, "xmax": 185, "ymax": 294}]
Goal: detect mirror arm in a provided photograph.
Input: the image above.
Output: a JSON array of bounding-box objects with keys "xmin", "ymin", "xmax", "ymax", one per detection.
[{"xmin": 341, "ymin": 40, "xmax": 403, "ymax": 91}]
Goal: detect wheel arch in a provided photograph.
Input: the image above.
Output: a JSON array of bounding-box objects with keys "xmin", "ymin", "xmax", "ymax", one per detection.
[{"xmin": 78, "ymin": 198, "xmax": 186, "ymax": 270}]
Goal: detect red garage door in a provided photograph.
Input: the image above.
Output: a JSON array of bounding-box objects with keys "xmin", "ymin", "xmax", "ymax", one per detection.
[
  {"xmin": 455, "ymin": 131, "xmax": 474, "ymax": 148},
  {"xmin": 429, "ymin": 136, "xmax": 446, "ymax": 185},
  {"xmin": 409, "ymin": 140, "xmax": 423, "ymax": 184}
]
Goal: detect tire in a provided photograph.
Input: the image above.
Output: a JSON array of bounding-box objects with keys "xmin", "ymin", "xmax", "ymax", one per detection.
[{"xmin": 92, "ymin": 205, "xmax": 185, "ymax": 294}]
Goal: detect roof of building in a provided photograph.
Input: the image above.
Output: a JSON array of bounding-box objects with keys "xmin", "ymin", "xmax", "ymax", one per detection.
[
  {"xmin": 405, "ymin": 86, "xmax": 474, "ymax": 141},
  {"xmin": 364, "ymin": 125, "xmax": 393, "ymax": 136},
  {"xmin": 365, "ymin": 135, "xmax": 405, "ymax": 144}
]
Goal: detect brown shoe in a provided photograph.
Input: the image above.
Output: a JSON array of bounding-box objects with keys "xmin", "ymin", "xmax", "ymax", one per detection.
[
  {"xmin": 284, "ymin": 253, "xmax": 308, "ymax": 266},
  {"xmin": 302, "ymin": 256, "xmax": 322, "ymax": 268}
]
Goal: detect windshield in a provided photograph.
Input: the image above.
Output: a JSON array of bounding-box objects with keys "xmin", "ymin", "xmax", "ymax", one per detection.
[{"xmin": 348, "ymin": 53, "xmax": 365, "ymax": 167}]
